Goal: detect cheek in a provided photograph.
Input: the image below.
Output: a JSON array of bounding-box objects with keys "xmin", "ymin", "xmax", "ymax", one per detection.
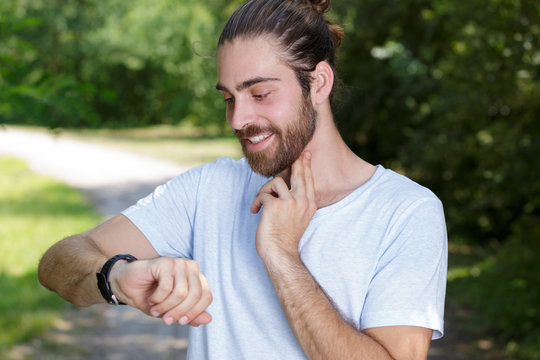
[
  {"xmin": 262, "ymin": 96, "xmax": 299, "ymax": 123},
  {"xmin": 265, "ymin": 103, "xmax": 286, "ymax": 122}
]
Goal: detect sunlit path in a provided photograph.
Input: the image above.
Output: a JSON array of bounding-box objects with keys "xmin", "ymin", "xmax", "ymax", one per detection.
[{"xmin": 1, "ymin": 126, "xmax": 191, "ymax": 360}]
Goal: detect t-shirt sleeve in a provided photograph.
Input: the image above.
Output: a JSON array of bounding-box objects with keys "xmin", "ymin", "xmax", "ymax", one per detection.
[
  {"xmin": 360, "ymin": 196, "xmax": 448, "ymax": 339},
  {"xmin": 121, "ymin": 165, "xmax": 205, "ymax": 259}
]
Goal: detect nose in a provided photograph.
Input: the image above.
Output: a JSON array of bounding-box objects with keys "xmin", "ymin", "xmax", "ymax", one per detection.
[{"xmin": 228, "ymin": 98, "xmax": 254, "ymax": 130}]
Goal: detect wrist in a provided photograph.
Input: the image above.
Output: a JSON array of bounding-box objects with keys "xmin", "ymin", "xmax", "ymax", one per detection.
[
  {"xmin": 257, "ymin": 236, "xmax": 300, "ymax": 260},
  {"xmin": 261, "ymin": 247, "xmax": 302, "ymax": 274},
  {"xmin": 96, "ymin": 254, "xmax": 137, "ymax": 305},
  {"xmin": 108, "ymin": 260, "xmax": 129, "ymax": 303}
]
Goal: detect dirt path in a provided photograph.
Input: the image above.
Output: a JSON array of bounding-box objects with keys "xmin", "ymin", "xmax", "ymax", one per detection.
[
  {"xmin": 1, "ymin": 127, "xmax": 191, "ymax": 360},
  {"xmin": 1, "ymin": 127, "xmax": 460, "ymax": 359}
]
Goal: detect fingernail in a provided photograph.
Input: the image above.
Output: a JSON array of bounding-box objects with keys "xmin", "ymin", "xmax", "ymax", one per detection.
[
  {"xmin": 164, "ymin": 317, "xmax": 174, "ymax": 325},
  {"xmin": 179, "ymin": 316, "xmax": 189, "ymax": 325},
  {"xmin": 151, "ymin": 310, "xmax": 160, "ymax": 317}
]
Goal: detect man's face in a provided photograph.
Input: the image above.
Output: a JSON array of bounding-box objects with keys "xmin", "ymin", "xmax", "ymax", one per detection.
[{"xmin": 216, "ymin": 37, "xmax": 317, "ymax": 177}]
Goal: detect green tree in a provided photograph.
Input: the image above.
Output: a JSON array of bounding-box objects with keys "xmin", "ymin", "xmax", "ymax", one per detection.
[
  {"xmin": 0, "ymin": 0, "xmax": 104, "ymax": 127},
  {"xmin": 334, "ymin": 0, "xmax": 539, "ymax": 245},
  {"xmin": 333, "ymin": 0, "xmax": 539, "ymax": 352},
  {"xmin": 0, "ymin": 0, "xmax": 242, "ymax": 128}
]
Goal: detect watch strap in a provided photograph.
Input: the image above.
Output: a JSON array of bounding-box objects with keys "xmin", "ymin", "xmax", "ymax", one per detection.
[{"xmin": 96, "ymin": 254, "xmax": 137, "ymax": 305}]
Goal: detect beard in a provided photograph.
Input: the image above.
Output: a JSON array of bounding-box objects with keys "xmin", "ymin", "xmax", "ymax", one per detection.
[{"xmin": 234, "ymin": 95, "xmax": 317, "ymax": 177}]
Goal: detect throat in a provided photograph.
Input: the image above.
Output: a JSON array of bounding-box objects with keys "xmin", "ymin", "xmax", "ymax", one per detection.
[{"xmin": 315, "ymin": 190, "xmax": 354, "ymax": 209}]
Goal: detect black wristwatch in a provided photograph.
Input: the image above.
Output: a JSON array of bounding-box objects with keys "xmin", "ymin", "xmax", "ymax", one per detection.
[{"xmin": 96, "ymin": 254, "xmax": 137, "ymax": 305}]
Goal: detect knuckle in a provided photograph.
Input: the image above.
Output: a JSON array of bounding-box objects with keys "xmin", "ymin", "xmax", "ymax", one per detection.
[
  {"xmin": 158, "ymin": 280, "xmax": 174, "ymax": 294},
  {"xmin": 174, "ymin": 287, "xmax": 188, "ymax": 301},
  {"xmin": 185, "ymin": 260, "xmax": 199, "ymax": 272},
  {"xmin": 161, "ymin": 256, "xmax": 176, "ymax": 266},
  {"xmin": 190, "ymin": 286, "xmax": 202, "ymax": 300},
  {"xmin": 174, "ymin": 258, "xmax": 187, "ymax": 271},
  {"xmin": 201, "ymin": 292, "xmax": 213, "ymax": 305},
  {"xmin": 274, "ymin": 177, "xmax": 285, "ymax": 185}
]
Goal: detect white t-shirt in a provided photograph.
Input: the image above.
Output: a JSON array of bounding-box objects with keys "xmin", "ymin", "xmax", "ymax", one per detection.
[{"xmin": 123, "ymin": 157, "xmax": 447, "ymax": 359}]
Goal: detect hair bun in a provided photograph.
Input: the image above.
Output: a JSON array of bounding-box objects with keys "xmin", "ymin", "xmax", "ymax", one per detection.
[
  {"xmin": 308, "ymin": 0, "xmax": 330, "ymax": 14},
  {"xmin": 306, "ymin": 0, "xmax": 344, "ymax": 48}
]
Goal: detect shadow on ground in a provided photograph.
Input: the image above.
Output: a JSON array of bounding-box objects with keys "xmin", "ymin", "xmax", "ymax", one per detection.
[{"xmin": 8, "ymin": 305, "xmax": 189, "ymax": 360}]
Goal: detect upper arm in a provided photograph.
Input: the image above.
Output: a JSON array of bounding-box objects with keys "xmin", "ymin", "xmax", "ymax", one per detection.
[
  {"xmin": 363, "ymin": 326, "xmax": 432, "ymax": 360},
  {"xmin": 86, "ymin": 214, "xmax": 159, "ymax": 260},
  {"xmin": 361, "ymin": 198, "xmax": 447, "ymax": 339}
]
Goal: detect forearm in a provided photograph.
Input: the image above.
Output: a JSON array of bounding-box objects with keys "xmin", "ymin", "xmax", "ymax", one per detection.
[
  {"xmin": 38, "ymin": 234, "xmax": 107, "ymax": 306},
  {"xmin": 264, "ymin": 253, "xmax": 393, "ymax": 360}
]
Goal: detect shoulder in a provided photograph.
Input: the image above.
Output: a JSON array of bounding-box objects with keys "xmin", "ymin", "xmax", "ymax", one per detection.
[
  {"xmin": 375, "ymin": 166, "xmax": 437, "ymax": 198},
  {"xmin": 365, "ymin": 166, "xmax": 445, "ymax": 232},
  {"xmin": 371, "ymin": 165, "xmax": 442, "ymax": 208}
]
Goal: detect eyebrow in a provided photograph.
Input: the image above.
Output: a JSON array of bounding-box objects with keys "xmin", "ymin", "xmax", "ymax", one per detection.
[{"xmin": 215, "ymin": 77, "xmax": 280, "ymax": 93}]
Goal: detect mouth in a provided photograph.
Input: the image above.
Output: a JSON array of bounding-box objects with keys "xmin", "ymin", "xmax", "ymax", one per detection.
[
  {"xmin": 247, "ymin": 133, "xmax": 272, "ymax": 144},
  {"xmin": 243, "ymin": 132, "xmax": 274, "ymax": 151}
]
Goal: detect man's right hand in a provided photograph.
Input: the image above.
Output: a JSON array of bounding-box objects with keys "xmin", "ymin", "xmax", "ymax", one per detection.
[{"xmin": 110, "ymin": 257, "xmax": 213, "ymax": 327}]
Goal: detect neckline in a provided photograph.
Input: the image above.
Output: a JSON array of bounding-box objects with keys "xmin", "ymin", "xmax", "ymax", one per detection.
[{"xmin": 311, "ymin": 164, "xmax": 385, "ymax": 219}]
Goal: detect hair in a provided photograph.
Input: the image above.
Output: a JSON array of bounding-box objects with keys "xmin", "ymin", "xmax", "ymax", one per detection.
[{"xmin": 218, "ymin": 0, "xmax": 344, "ymax": 100}]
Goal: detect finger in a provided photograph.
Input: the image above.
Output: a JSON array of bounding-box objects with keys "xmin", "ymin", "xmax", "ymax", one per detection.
[
  {"xmin": 261, "ymin": 176, "xmax": 291, "ymax": 197},
  {"xmin": 149, "ymin": 259, "xmax": 189, "ymax": 318},
  {"xmin": 274, "ymin": 168, "xmax": 291, "ymax": 188},
  {"xmin": 303, "ymin": 152, "xmax": 316, "ymax": 204},
  {"xmin": 250, "ymin": 192, "xmax": 275, "ymax": 214},
  {"xmin": 146, "ymin": 258, "xmax": 181, "ymax": 312},
  {"xmin": 177, "ymin": 273, "xmax": 213, "ymax": 325},
  {"xmin": 189, "ymin": 311, "xmax": 213, "ymax": 327},
  {"xmin": 290, "ymin": 154, "xmax": 307, "ymax": 195},
  {"xmin": 161, "ymin": 265, "xmax": 203, "ymax": 325},
  {"xmin": 250, "ymin": 177, "xmax": 291, "ymax": 213}
]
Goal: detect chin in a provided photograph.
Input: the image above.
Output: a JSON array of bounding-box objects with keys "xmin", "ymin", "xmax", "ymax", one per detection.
[{"xmin": 246, "ymin": 151, "xmax": 297, "ymax": 178}]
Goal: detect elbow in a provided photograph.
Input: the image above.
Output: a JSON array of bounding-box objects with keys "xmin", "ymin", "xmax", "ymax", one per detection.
[
  {"xmin": 37, "ymin": 249, "xmax": 54, "ymax": 291},
  {"xmin": 37, "ymin": 250, "xmax": 92, "ymax": 307}
]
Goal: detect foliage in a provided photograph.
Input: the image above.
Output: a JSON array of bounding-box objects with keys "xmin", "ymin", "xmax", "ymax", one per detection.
[
  {"xmin": 4, "ymin": 0, "xmax": 533, "ymax": 247},
  {"xmin": 0, "ymin": 0, "xmax": 102, "ymax": 127},
  {"xmin": 333, "ymin": 0, "xmax": 539, "ymax": 247},
  {"xmin": 1, "ymin": 0, "xmax": 539, "ymax": 355},
  {"xmin": 0, "ymin": 0, "xmax": 239, "ymax": 128},
  {"xmin": 447, "ymin": 230, "xmax": 540, "ymax": 358},
  {"xmin": 330, "ymin": 0, "xmax": 539, "ymax": 354},
  {"xmin": 0, "ymin": 157, "xmax": 102, "ymax": 352}
]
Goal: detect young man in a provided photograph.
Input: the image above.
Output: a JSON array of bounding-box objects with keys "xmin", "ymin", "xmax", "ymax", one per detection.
[{"xmin": 39, "ymin": 0, "xmax": 447, "ymax": 359}]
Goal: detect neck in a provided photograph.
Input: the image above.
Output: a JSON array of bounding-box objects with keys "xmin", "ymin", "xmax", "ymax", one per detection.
[{"xmin": 303, "ymin": 105, "xmax": 376, "ymax": 208}]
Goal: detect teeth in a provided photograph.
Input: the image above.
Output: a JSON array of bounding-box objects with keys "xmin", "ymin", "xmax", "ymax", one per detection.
[{"xmin": 249, "ymin": 134, "xmax": 270, "ymax": 144}]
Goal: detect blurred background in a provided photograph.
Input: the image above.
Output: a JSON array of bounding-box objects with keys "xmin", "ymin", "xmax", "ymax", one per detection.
[{"xmin": 0, "ymin": 0, "xmax": 538, "ymax": 358}]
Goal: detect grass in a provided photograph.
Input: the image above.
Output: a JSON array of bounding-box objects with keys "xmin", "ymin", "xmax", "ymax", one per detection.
[
  {"xmin": 0, "ymin": 123, "xmax": 240, "ymax": 356},
  {"xmin": 0, "ymin": 157, "xmax": 103, "ymax": 355}
]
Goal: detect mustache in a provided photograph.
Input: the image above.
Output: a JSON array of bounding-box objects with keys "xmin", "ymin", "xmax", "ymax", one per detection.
[{"xmin": 234, "ymin": 125, "xmax": 278, "ymax": 139}]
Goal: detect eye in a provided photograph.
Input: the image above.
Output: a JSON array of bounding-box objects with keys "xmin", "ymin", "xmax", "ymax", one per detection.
[
  {"xmin": 252, "ymin": 93, "xmax": 269, "ymax": 101},
  {"xmin": 223, "ymin": 97, "xmax": 234, "ymax": 104}
]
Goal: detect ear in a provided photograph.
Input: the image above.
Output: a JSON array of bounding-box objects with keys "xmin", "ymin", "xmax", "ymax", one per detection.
[{"xmin": 311, "ymin": 61, "xmax": 334, "ymax": 105}]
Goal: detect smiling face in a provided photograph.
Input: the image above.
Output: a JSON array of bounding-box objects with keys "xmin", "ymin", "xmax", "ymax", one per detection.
[{"xmin": 217, "ymin": 36, "xmax": 317, "ymax": 177}]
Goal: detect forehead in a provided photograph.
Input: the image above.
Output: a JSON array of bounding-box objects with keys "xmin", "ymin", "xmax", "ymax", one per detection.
[{"xmin": 217, "ymin": 36, "xmax": 295, "ymax": 91}]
